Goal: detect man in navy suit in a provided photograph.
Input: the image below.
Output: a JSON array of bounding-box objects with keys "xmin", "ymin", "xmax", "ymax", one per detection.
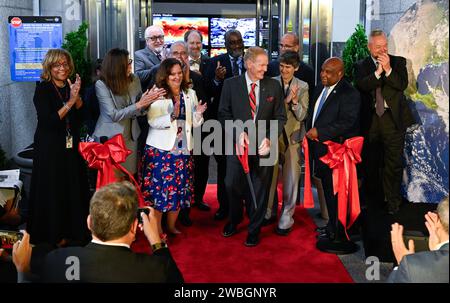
[
  {"xmin": 218, "ymin": 47, "xmax": 286, "ymax": 247},
  {"xmin": 205, "ymin": 30, "xmax": 246, "ymax": 221},
  {"xmin": 305, "ymin": 57, "xmax": 360, "ymax": 253}
]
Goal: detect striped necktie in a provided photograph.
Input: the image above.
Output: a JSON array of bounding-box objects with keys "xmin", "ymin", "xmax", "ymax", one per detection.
[{"xmin": 249, "ymin": 83, "xmax": 257, "ymax": 119}]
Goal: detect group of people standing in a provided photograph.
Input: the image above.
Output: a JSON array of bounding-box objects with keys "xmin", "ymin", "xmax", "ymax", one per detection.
[{"xmin": 26, "ymin": 25, "xmax": 415, "ymax": 253}]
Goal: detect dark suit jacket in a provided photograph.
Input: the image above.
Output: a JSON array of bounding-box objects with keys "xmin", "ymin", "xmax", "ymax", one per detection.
[
  {"xmin": 42, "ymin": 243, "xmax": 183, "ymax": 283},
  {"xmin": 198, "ymin": 54, "xmax": 210, "ymax": 75},
  {"xmin": 354, "ymin": 55, "xmax": 415, "ymax": 134},
  {"xmin": 205, "ymin": 53, "xmax": 246, "ymax": 119},
  {"xmin": 266, "ymin": 60, "xmax": 315, "ymax": 98},
  {"xmin": 218, "ymin": 75, "xmax": 286, "ymax": 152},
  {"xmin": 134, "ymin": 47, "xmax": 162, "ymax": 90},
  {"xmin": 387, "ymin": 243, "xmax": 449, "ymax": 283},
  {"xmin": 305, "ymin": 79, "xmax": 361, "ymax": 176}
]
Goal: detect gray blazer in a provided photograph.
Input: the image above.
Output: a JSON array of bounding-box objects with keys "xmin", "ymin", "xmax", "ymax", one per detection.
[
  {"xmin": 273, "ymin": 76, "xmax": 309, "ymax": 146},
  {"xmin": 134, "ymin": 47, "xmax": 161, "ymax": 89},
  {"xmin": 93, "ymin": 74, "xmax": 145, "ymax": 142},
  {"xmin": 387, "ymin": 243, "xmax": 449, "ymax": 283}
]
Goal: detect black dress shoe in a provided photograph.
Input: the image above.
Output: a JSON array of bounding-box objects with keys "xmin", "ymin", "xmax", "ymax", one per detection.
[
  {"xmin": 194, "ymin": 201, "xmax": 211, "ymax": 211},
  {"xmin": 214, "ymin": 209, "xmax": 228, "ymax": 221},
  {"xmin": 317, "ymin": 230, "xmax": 335, "ymax": 240},
  {"xmin": 244, "ymin": 233, "xmax": 259, "ymax": 247},
  {"xmin": 222, "ymin": 223, "xmax": 238, "ymax": 237},
  {"xmin": 315, "ymin": 226, "xmax": 327, "ymax": 233},
  {"xmin": 262, "ymin": 217, "xmax": 277, "ymax": 226},
  {"xmin": 275, "ymin": 227, "xmax": 292, "ymax": 236}
]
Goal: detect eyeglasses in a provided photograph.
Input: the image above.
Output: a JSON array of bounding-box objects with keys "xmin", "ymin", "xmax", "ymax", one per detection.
[
  {"xmin": 279, "ymin": 43, "xmax": 295, "ymax": 49},
  {"xmin": 52, "ymin": 62, "xmax": 69, "ymax": 70},
  {"xmin": 147, "ymin": 35, "xmax": 164, "ymax": 42},
  {"xmin": 128, "ymin": 58, "xmax": 133, "ymax": 65}
]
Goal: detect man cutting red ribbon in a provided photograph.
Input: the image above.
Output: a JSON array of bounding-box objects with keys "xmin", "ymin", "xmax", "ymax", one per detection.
[{"xmin": 304, "ymin": 57, "xmax": 362, "ymax": 254}]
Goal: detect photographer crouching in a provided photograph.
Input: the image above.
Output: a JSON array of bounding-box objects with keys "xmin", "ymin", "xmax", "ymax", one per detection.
[{"xmin": 12, "ymin": 181, "xmax": 183, "ymax": 283}]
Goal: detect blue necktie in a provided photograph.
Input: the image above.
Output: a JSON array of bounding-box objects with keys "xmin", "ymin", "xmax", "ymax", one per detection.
[{"xmin": 313, "ymin": 87, "xmax": 329, "ymax": 125}]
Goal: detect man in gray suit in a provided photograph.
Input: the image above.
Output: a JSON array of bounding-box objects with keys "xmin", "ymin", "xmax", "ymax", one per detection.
[
  {"xmin": 134, "ymin": 25, "xmax": 165, "ymax": 90},
  {"xmin": 388, "ymin": 197, "xmax": 449, "ymax": 283}
]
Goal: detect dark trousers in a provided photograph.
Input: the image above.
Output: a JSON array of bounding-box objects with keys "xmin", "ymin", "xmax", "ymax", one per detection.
[
  {"xmin": 224, "ymin": 156, "xmax": 273, "ymax": 236},
  {"xmin": 215, "ymin": 154, "xmax": 228, "ymax": 211},
  {"xmin": 193, "ymin": 154, "xmax": 210, "ymax": 204},
  {"xmin": 367, "ymin": 111, "xmax": 405, "ymax": 208}
]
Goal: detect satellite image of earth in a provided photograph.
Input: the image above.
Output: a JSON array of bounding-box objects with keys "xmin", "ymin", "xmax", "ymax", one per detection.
[{"xmin": 389, "ymin": 0, "xmax": 449, "ymax": 203}]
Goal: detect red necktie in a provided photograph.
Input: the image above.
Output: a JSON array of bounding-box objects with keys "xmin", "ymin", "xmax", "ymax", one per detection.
[{"xmin": 249, "ymin": 83, "xmax": 257, "ymax": 119}]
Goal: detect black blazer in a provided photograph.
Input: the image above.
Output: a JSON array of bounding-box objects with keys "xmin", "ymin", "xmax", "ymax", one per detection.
[
  {"xmin": 305, "ymin": 79, "xmax": 361, "ymax": 175},
  {"xmin": 218, "ymin": 75, "xmax": 287, "ymax": 151},
  {"xmin": 42, "ymin": 243, "xmax": 184, "ymax": 283},
  {"xmin": 354, "ymin": 55, "xmax": 415, "ymax": 133},
  {"xmin": 266, "ymin": 60, "xmax": 315, "ymax": 98},
  {"xmin": 205, "ymin": 53, "xmax": 246, "ymax": 119},
  {"xmin": 198, "ymin": 54, "xmax": 210, "ymax": 75}
]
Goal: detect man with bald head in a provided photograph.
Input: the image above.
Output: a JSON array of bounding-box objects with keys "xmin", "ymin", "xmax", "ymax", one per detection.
[
  {"xmin": 266, "ymin": 32, "xmax": 315, "ymax": 98},
  {"xmin": 135, "ymin": 25, "xmax": 166, "ymax": 89},
  {"xmin": 305, "ymin": 57, "xmax": 361, "ymax": 253}
]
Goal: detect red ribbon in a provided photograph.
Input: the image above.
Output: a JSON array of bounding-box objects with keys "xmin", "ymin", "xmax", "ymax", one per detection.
[
  {"xmin": 236, "ymin": 142, "xmax": 250, "ymax": 174},
  {"xmin": 302, "ymin": 136, "xmax": 364, "ymax": 239},
  {"xmin": 78, "ymin": 134, "xmax": 145, "ymax": 207},
  {"xmin": 301, "ymin": 137, "xmax": 315, "ymax": 209}
]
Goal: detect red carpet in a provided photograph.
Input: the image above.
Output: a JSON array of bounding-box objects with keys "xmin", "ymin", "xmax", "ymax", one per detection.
[{"xmin": 132, "ymin": 184, "xmax": 353, "ymax": 283}]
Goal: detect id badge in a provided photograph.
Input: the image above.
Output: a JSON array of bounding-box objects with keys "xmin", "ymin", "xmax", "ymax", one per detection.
[{"xmin": 66, "ymin": 134, "xmax": 73, "ymax": 149}]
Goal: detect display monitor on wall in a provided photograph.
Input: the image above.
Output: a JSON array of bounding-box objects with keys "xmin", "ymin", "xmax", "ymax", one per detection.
[
  {"xmin": 210, "ymin": 48, "xmax": 227, "ymax": 57},
  {"xmin": 210, "ymin": 17, "xmax": 256, "ymax": 47},
  {"xmin": 152, "ymin": 14, "xmax": 209, "ymax": 45}
]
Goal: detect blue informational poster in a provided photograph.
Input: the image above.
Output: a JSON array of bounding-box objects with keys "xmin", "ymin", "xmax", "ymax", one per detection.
[{"xmin": 8, "ymin": 16, "xmax": 63, "ymax": 82}]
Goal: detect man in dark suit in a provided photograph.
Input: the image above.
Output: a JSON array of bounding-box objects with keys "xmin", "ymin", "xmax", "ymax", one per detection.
[
  {"xmin": 388, "ymin": 197, "xmax": 448, "ymax": 283},
  {"xmin": 305, "ymin": 57, "xmax": 360, "ymax": 252},
  {"xmin": 218, "ymin": 47, "xmax": 286, "ymax": 247},
  {"xmin": 12, "ymin": 182, "xmax": 183, "ymax": 283},
  {"xmin": 205, "ymin": 30, "xmax": 246, "ymax": 221},
  {"xmin": 354, "ymin": 29, "xmax": 415, "ymax": 215},
  {"xmin": 266, "ymin": 32, "xmax": 315, "ymax": 99},
  {"xmin": 134, "ymin": 25, "xmax": 165, "ymax": 90},
  {"xmin": 184, "ymin": 29, "xmax": 210, "ymax": 76}
]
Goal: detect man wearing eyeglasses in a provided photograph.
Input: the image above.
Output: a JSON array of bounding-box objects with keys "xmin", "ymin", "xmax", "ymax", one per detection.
[
  {"xmin": 135, "ymin": 25, "xmax": 166, "ymax": 90},
  {"xmin": 264, "ymin": 32, "xmax": 315, "ymax": 226},
  {"xmin": 266, "ymin": 33, "xmax": 315, "ymax": 99}
]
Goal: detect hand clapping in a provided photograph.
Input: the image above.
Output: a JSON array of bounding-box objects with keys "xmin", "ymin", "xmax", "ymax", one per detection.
[
  {"xmin": 286, "ymin": 84, "xmax": 299, "ymax": 105},
  {"xmin": 68, "ymin": 73, "xmax": 81, "ymax": 101},
  {"xmin": 196, "ymin": 100, "xmax": 207, "ymax": 114}
]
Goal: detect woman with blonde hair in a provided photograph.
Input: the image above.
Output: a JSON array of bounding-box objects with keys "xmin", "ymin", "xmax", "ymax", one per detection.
[{"xmin": 28, "ymin": 49, "xmax": 90, "ymax": 246}]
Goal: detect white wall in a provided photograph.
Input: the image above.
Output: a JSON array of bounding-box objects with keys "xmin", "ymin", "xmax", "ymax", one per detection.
[{"xmin": 332, "ymin": 0, "xmax": 361, "ymax": 42}]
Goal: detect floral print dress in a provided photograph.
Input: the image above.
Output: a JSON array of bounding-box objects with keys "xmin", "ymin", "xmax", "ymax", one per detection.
[{"xmin": 141, "ymin": 94, "xmax": 194, "ymax": 212}]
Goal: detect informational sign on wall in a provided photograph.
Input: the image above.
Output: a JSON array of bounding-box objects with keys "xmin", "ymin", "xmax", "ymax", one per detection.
[{"xmin": 8, "ymin": 16, "xmax": 63, "ymax": 82}]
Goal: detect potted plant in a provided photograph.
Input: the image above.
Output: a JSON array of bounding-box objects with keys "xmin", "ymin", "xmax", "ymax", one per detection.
[{"xmin": 342, "ymin": 24, "xmax": 370, "ymax": 83}]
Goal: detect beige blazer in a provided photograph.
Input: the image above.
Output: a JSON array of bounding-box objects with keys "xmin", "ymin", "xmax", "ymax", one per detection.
[
  {"xmin": 273, "ymin": 76, "xmax": 309, "ymax": 147},
  {"xmin": 146, "ymin": 88, "xmax": 203, "ymax": 151}
]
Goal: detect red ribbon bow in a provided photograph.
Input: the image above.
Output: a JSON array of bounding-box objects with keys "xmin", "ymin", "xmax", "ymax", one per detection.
[
  {"xmin": 78, "ymin": 134, "xmax": 145, "ymax": 207},
  {"xmin": 303, "ymin": 136, "xmax": 364, "ymax": 239}
]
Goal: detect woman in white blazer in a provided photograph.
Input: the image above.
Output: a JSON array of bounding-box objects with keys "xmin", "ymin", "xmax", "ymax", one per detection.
[
  {"xmin": 93, "ymin": 48, "xmax": 165, "ymax": 174},
  {"xmin": 141, "ymin": 58, "xmax": 207, "ymax": 235}
]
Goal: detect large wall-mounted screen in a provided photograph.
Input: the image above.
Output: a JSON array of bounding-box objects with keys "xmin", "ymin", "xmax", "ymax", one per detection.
[
  {"xmin": 153, "ymin": 14, "xmax": 209, "ymax": 45},
  {"xmin": 210, "ymin": 17, "xmax": 256, "ymax": 47}
]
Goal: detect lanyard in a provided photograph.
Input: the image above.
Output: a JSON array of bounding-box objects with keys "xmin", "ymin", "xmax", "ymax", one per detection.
[{"xmin": 51, "ymin": 81, "xmax": 71, "ymax": 133}]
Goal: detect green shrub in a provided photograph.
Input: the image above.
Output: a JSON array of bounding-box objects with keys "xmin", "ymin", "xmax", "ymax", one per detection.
[{"xmin": 342, "ymin": 24, "xmax": 370, "ymax": 83}]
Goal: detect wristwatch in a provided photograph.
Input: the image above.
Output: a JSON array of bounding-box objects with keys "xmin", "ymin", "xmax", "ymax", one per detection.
[{"xmin": 151, "ymin": 242, "xmax": 167, "ymax": 252}]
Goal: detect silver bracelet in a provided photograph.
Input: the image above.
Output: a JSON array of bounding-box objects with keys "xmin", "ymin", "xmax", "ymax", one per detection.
[{"xmin": 64, "ymin": 103, "xmax": 71, "ymax": 111}]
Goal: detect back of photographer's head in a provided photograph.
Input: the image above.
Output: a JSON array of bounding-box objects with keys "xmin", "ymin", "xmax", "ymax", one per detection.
[
  {"xmin": 88, "ymin": 182, "xmax": 138, "ymax": 242},
  {"xmin": 437, "ymin": 197, "xmax": 449, "ymax": 235}
]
